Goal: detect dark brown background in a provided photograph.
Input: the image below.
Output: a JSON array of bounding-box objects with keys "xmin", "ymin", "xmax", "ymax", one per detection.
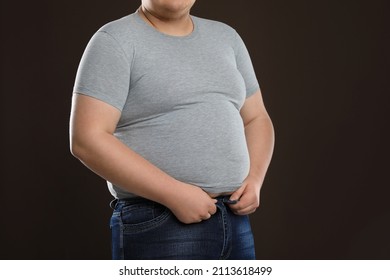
[{"xmin": 1, "ymin": 0, "xmax": 389, "ymax": 259}]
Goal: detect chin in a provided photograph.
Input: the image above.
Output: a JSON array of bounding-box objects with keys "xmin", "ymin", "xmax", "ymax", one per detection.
[{"xmin": 155, "ymin": 0, "xmax": 196, "ymax": 14}]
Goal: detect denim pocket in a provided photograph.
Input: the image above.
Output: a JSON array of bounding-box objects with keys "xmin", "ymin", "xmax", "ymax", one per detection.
[{"xmin": 120, "ymin": 201, "xmax": 172, "ymax": 234}]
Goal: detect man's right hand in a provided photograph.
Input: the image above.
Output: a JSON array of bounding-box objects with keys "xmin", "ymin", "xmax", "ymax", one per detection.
[{"xmin": 165, "ymin": 183, "xmax": 218, "ymax": 224}]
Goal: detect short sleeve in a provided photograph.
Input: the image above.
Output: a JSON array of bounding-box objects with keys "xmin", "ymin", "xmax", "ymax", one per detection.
[
  {"xmin": 73, "ymin": 31, "xmax": 131, "ymax": 111},
  {"xmin": 233, "ymin": 31, "xmax": 260, "ymax": 98}
]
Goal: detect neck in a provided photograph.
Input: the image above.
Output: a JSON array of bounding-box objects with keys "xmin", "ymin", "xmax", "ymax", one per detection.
[{"xmin": 139, "ymin": 6, "xmax": 193, "ymax": 36}]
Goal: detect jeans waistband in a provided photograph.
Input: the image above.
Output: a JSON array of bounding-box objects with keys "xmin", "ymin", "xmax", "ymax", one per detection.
[
  {"xmin": 109, "ymin": 196, "xmax": 147, "ymax": 209},
  {"xmin": 110, "ymin": 194, "xmax": 237, "ymax": 209}
]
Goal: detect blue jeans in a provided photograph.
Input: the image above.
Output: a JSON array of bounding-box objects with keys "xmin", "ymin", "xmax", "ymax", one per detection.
[{"xmin": 110, "ymin": 196, "xmax": 256, "ymax": 260}]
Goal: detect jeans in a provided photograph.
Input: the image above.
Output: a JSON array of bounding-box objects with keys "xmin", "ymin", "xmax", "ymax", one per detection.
[{"xmin": 110, "ymin": 195, "xmax": 256, "ymax": 260}]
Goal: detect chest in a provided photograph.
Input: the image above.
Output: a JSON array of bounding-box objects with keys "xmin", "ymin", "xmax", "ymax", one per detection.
[{"xmin": 120, "ymin": 38, "xmax": 246, "ymax": 123}]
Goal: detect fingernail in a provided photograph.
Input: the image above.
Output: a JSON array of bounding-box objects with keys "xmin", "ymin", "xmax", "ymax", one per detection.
[{"xmin": 225, "ymin": 199, "xmax": 238, "ymax": 205}]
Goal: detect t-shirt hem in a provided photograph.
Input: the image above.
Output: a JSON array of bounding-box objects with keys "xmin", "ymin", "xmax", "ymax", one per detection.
[
  {"xmin": 246, "ymin": 85, "xmax": 260, "ymax": 98},
  {"xmin": 111, "ymin": 184, "xmax": 242, "ymax": 200},
  {"xmin": 73, "ymin": 86, "xmax": 124, "ymax": 112}
]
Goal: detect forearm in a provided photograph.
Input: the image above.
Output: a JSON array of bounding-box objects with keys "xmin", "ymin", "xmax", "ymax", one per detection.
[
  {"xmin": 71, "ymin": 131, "xmax": 183, "ymax": 206},
  {"xmin": 69, "ymin": 94, "xmax": 217, "ymax": 224},
  {"xmin": 244, "ymin": 115, "xmax": 275, "ymax": 186},
  {"xmin": 228, "ymin": 114, "xmax": 274, "ymax": 214}
]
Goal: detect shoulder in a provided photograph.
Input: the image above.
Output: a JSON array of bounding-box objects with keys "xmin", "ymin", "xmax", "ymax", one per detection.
[
  {"xmin": 192, "ymin": 16, "xmax": 239, "ymax": 42},
  {"xmin": 99, "ymin": 14, "xmax": 132, "ymax": 34},
  {"xmin": 93, "ymin": 13, "xmax": 140, "ymax": 44},
  {"xmin": 193, "ymin": 16, "xmax": 235, "ymax": 32},
  {"xmin": 84, "ymin": 13, "xmax": 142, "ymax": 56}
]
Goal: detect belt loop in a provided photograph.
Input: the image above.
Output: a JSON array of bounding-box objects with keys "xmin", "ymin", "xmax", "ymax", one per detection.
[{"xmin": 110, "ymin": 199, "xmax": 118, "ymax": 209}]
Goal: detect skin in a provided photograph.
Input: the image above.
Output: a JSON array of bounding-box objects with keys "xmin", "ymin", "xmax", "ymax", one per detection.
[
  {"xmin": 70, "ymin": 0, "xmax": 274, "ymax": 224},
  {"xmin": 139, "ymin": 0, "xmax": 196, "ymax": 36}
]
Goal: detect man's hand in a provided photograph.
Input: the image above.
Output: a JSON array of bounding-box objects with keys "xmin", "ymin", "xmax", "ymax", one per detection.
[
  {"xmin": 228, "ymin": 176, "xmax": 262, "ymax": 215},
  {"xmin": 165, "ymin": 183, "xmax": 218, "ymax": 224}
]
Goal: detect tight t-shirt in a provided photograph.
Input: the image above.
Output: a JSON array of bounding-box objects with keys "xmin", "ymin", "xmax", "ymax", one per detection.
[{"xmin": 73, "ymin": 12, "xmax": 260, "ymax": 199}]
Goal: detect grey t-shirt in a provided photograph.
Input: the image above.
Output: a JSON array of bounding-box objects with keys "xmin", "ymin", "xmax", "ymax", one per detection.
[{"xmin": 74, "ymin": 12, "xmax": 260, "ymax": 199}]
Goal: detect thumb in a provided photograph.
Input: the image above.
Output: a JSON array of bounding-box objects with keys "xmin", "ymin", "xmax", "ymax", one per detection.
[{"xmin": 229, "ymin": 184, "xmax": 246, "ymax": 201}]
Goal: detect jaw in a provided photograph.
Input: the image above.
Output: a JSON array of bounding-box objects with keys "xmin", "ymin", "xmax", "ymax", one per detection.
[{"xmin": 143, "ymin": 0, "xmax": 196, "ymax": 20}]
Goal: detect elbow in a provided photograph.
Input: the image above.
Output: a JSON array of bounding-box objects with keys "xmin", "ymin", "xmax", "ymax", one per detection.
[
  {"xmin": 244, "ymin": 114, "xmax": 273, "ymax": 129},
  {"xmin": 69, "ymin": 130, "xmax": 108, "ymax": 162},
  {"xmin": 69, "ymin": 140, "xmax": 81, "ymax": 159},
  {"xmin": 69, "ymin": 135, "xmax": 87, "ymax": 161}
]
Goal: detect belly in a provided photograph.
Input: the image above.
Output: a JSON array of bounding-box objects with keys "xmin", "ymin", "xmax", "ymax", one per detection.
[{"xmin": 116, "ymin": 101, "xmax": 250, "ymax": 193}]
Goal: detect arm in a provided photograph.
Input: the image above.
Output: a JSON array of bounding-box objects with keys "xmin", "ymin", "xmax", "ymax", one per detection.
[
  {"xmin": 229, "ymin": 89, "xmax": 275, "ymax": 215},
  {"xmin": 69, "ymin": 94, "xmax": 217, "ymax": 223}
]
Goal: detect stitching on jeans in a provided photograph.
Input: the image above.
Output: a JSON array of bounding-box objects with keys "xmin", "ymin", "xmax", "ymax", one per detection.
[
  {"xmin": 122, "ymin": 208, "xmax": 172, "ymax": 234},
  {"xmin": 216, "ymin": 202, "xmax": 227, "ymax": 259},
  {"xmin": 119, "ymin": 209, "xmax": 125, "ymax": 259}
]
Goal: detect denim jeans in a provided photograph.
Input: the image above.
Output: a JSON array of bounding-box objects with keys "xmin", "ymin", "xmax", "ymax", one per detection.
[{"xmin": 110, "ymin": 195, "xmax": 256, "ymax": 260}]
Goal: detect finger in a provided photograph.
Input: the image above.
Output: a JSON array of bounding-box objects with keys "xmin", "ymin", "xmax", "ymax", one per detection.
[
  {"xmin": 231, "ymin": 188, "xmax": 260, "ymax": 210},
  {"xmin": 201, "ymin": 213, "xmax": 212, "ymax": 220},
  {"xmin": 231, "ymin": 202, "xmax": 259, "ymax": 215},
  {"xmin": 234, "ymin": 208, "xmax": 257, "ymax": 215},
  {"xmin": 229, "ymin": 196, "xmax": 256, "ymax": 210},
  {"xmin": 209, "ymin": 205, "xmax": 217, "ymax": 215},
  {"xmin": 229, "ymin": 185, "xmax": 246, "ymax": 201},
  {"xmin": 229, "ymin": 194, "xmax": 253, "ymax": 211}
]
